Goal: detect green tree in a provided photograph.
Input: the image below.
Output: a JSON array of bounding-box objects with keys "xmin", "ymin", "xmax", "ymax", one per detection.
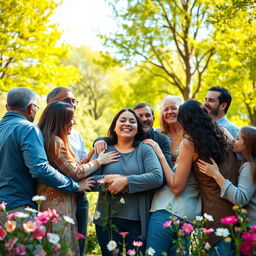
[
  {"xmin": 0, "ymin": 0, "xmax": 79, "ymax": 94},
  {"xmin": 102, "ymin": 0, "xmax": 217, "ymax": 100},
  {"xmin": 205, "ymin": 2, "xmax": 256, "ymax": 125}
]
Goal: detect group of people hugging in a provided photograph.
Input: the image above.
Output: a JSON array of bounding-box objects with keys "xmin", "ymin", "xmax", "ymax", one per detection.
[{"xmin": 0, "ymin": 86, "xmax": 255, "ymax": 256}]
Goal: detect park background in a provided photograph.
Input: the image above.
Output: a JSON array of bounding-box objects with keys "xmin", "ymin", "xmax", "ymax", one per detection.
[{"xmin": 0, "ymin": 0, "xmax": 255, "ymax": 254}]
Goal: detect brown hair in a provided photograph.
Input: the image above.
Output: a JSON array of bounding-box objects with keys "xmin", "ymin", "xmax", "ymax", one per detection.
[
  {"xmin": 38, "ymin": 101, "xmax": 75, "ymax": 161},
  {"xmin": 240, "ymin": 126, "xmax": 256, "ymax": 183}
]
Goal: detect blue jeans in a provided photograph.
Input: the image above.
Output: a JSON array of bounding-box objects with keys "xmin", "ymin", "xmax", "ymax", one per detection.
[
  {"xmin": 209, "ymin": 239, "xmax": 232, "ymax": 256},
  {"xmin": 96, "ymin": 218, "xmax": 145, "ymax": 256},
  {"xmin": 76, "ymin": 193, "xmax": 89, "ymax": 256},
  {"xmin": 147, "ymin": 210, "xmax": 189, "ymax": 256}
]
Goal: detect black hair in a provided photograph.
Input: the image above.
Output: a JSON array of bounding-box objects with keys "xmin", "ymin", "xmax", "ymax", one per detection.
[
  {"xmin": 178, "ymin": 100, "xmax": 228, "ymax": 164},
  {"xmin": 208, "ymin": 86, "xmax": 232, "ymax": 114},
  {"xmin": 107, "ymin": 108, "xmax": 146, "ymax": 147}
]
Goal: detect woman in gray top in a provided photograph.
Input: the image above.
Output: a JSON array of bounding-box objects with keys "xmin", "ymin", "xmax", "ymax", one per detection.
[
  {"xmin": 198, "ymin": 126, "xmax": 256, "ymax": 227},
  {"xmin": 91, "ymin": 108, "xmax": 163, "ymax": 256}
]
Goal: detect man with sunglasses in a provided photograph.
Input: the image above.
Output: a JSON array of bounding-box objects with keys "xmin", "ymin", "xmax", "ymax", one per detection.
[{"xmin": 47, "ymin": 87, "xmax": 88, "ymax": 256}]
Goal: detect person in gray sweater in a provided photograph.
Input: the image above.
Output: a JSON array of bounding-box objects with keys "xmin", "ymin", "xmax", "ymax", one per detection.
[
  {"xmin": 197, "ymin": 126, "xmax": 256, "ymax": 227},
  {"xmin": 91, "ymin": 108, "xmax": 163, "ymax": 256}
]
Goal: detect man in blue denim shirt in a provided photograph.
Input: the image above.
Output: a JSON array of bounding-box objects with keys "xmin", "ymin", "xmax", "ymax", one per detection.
[{"xmin": 0, "ymin": 87, "xmax": 88, "ymax": 219}]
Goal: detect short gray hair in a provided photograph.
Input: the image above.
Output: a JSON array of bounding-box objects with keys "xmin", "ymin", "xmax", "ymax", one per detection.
[
  {"xmin": 46, "ymin": 87, "xmax": 71, "ymax": 104},
  {"xmin": 7, "ymin": 87, "xmax": 36, "ymax": 111}
]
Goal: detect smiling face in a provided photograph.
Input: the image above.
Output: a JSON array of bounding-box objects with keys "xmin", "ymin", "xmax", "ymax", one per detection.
[
  {"xmin": 233, "ymin": 132, "xmax": 246, "ymax": 155},
  {"xmin": 162, "ymin": 98, "xmax": 180, "ymax": 125},
  {"xmin": 114, "ymin": 111, "xmax": 138, "ymax": 140},
  {"xmin": 66, "ymin": 117, "xmax": 76, "ymax": 135},
  {"xmin": 134, "ymin": 106, "xmax": 154, "ymax": 132}
]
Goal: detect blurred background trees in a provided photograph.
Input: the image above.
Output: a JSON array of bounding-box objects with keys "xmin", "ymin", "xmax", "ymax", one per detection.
[{"xmin": 0, "ymin": 0, "xmax": 255, "ymax": 142}]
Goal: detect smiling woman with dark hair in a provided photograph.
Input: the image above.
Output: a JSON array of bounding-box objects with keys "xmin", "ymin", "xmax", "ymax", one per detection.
[{"xmin": 91, "ymin": 108, "xmax": 163, "ymax": 256}]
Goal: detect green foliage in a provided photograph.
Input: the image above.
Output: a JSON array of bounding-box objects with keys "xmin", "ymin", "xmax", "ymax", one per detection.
[
  {"xmin": 102, "ymin": 0, "xmax": 216, "ymax": 99},
  {"xmin": 0, "ymin": 0, "xmax": 79, "ymax": 94}
]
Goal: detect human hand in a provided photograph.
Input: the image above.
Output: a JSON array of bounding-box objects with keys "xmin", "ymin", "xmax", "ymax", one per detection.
[
  {"xmin": 78, "ymin": 176, "xmax": 96, "ymax": 192},
  {"xmin": 197, "ymin": 158, "xmax": 220, "ymax": 178},
  {"xmin": 143, "ymin": 139, "xmax": 164, "ymax": 158},
  {"xmin": 97, "ymin": 151, "xmax": 120, "ymax": 165},
  {"xmin": 107, "ymin": 176, "xmax": 128, "ymax": 195},
  {"xmin": 94, "ymin": 140, "xmax": 108, "ymax": 154}
]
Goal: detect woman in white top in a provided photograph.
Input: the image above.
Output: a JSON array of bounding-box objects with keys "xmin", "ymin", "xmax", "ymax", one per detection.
[{"xmin": 197, "ymin": 126, "xmax": 256, "ymax": 227}]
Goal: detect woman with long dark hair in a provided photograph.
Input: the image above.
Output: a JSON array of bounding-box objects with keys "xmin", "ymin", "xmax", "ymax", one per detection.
[
  {"xmin": 91, "ymin": 108, "xmax": 163, "ymax": 256},
  {"xmin": 198, "ymin": 126, "xmax": 256, "ymax": 227},
  {"xmin": 37, "ymin": 101, "xmax": 119, "ymax": 254},
  {"xmin": 145, "ymin": 100, "xmax": 239, "ymax": 255}
]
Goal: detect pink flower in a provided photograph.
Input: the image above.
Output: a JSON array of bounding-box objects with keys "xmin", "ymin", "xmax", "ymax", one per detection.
[
  {"xmin": 133, "ymin": 241, "xmax": 143, "ymax": 247},
  {"xmin": 47, "ymin": 208, "xmax": 60, "ymax": 223},
  {"xmin": 13, "ymin": 244, "xmax": 26, "ymax": 255},
  {"xmin": 127, "ymin": 249, "xmax": 136, "ymax": 255},
  {"xmin": 242, "ymin": 232, "xmax": 253, "ymax": 240},
  {"xmin": 0, "ymin": 202, "xmax": 7, "ymax": 211},
  {"xmin": 4, "ymin": 220, "xmax": 16, "ymax": 232},
  {"xmin": 202, "ymin": 228, "xmax": 214, "ymax": 234},
  {"xmin": 5, "ymin": 238, "xmax": 18, "ymax": 251},
  {"xmin": 240, "ymin": 240, "xmax": 254, "ymax": 255},
  {"xmin": 7, "ymin": 212, "xmax": 17, "ymax": 219},
  {"xmin": 181, "ymin": 223, "xmax": 194, "ymax": 234},
  {"xmin": 163, "ymin": 220, "xmax": 172, "ymax": 228},
  {"xmin": 118, "ymin": 231, "xmax": 129, "ymax": 237},
  {"xmin": 33, "ymin": 226, "xmax": 46, "ymax": 240},
  {"xmin": 76, "ymin": 233, "xmax": 85, "ymax": 239},
  {"xmin": 35, "ymin": 211, "xmax": 51, "ymax": 224},
  {"xmin": 97, "ymin": 178, "xmax": 106, "ymax": 184},
  {"xmin": 23, "ymin": 220, "xmax": 37, "ymax": 233},
  {"xmin": 0, "ymin": 226, "xmax": 7, "ymax": 240},
  {"xmin": 221, "ymin": 216, "xmax": 238, "ymax": 225},
  {"xmin": 249, "ymin": 225, "xmax": 256, "ymax": 232}
]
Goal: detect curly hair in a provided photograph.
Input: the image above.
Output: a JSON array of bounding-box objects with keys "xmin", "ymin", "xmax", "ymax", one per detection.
[
  {"xmin": 178, "ymin": 100, "xmax": 228, "ymax": 164},
  {"xmin": 107, "ymin": 108, "xmax": 146, "ymax": 147}
]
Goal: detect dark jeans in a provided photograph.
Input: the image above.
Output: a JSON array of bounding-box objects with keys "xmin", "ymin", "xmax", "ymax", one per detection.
[
  {"xmin": 76, "ymin": 193, "xmax": 89, "ymax": 256},
  {"xmin": 209, "ymin": 239, "xmax": 232, "ymax": 256},
  {"xmin": 147, "ymin": 210, "xmax": 189, "ymax": 256},
  {"xmin": 96, "ymin": 218, "xmax": 145, "ymax": 256}
]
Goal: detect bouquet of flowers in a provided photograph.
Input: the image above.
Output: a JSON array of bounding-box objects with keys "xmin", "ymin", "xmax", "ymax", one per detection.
[{"xmin": 0, "ymin": 196, "xmax": 82, "ymax": 256}]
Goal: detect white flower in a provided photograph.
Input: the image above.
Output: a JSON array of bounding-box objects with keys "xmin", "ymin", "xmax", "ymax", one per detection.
[
  {"xmin": 204, "ymin": 242, "xmax": 211, "ymax": 250},
  {"xmin": 120, "ymin": 197, "xmax": 125, "ymax": 204},
  {"xmin": 15, "ymin": 212, "xmax": 29, "ymax": 219},
  {"xmin": 32, "ymin": 195, "xmax": 46, "ymax": 202},
  {"xmin": 25, "ymin": 207, "xmax": 37, "ymax": 213},
  {"xmin": 196, "ymin": 216, "xmax": 203, "ymax": 221},
  {"xmin": 63, "ymin": 215, "xmax": 75, "ymax": 224},
  {"xmin": 215, "ymin": 228, "xmax": 230, "ymax": 237},
  {"xmin": 47, "ymin": 233, "xmax": 60, "ymax": 244},
  {"xmin": 107, "ymin": 240, "xmax": 117, "ymax": 251},
  {"xmin": 148, "ymin": 247, "xmax": 156, "ymax": 255},
  {"xmin": 94, "ymin": 210, "xmax": 101, "ymax": 220},
  {"xmin": 203, "ymin": 213, "xmax": 214, "ymax": 222}
]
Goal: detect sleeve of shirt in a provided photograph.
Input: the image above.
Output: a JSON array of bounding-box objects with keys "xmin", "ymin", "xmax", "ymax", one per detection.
[
  {"xmin": 20, "ymin": 125, "xmax": 79, "ymax": 193},
  {"xmin": 220, "ymin": 163, "xmax": 256, "ymax": 206},
  {"xmin": 127, "ymin": 144, "xmax": 163, "ymax": 194},
  {"xmin": 52, "ymin": 137, "xmax": 100, "ymax": 181}
]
